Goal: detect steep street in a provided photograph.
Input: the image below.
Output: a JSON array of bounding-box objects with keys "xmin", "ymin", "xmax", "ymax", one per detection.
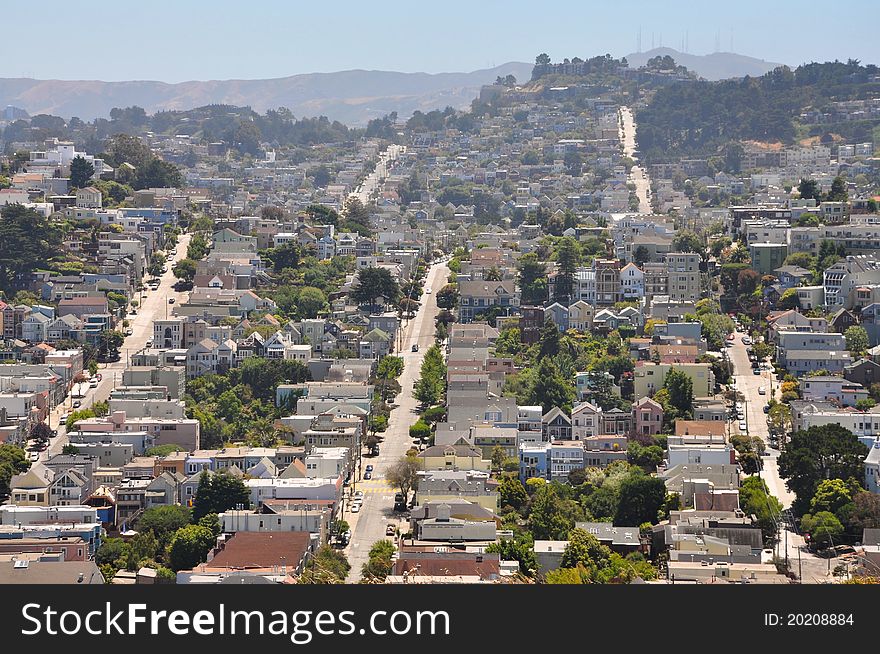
[
  {"xmin": 345, "ymin": 258, "xmax": 449, "ymax": 582},
  {"xmin": 619, "ymin": 106, "xmax": 653, "ymax": 214},
  {"xmin": 43, "ymin": 233, "xmax": 192, "ymax": 459}
]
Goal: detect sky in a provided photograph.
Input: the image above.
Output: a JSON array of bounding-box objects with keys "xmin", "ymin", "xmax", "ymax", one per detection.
[{"xmin": 5, "ymin": 0, "xmax": 878, "ymax": 82}]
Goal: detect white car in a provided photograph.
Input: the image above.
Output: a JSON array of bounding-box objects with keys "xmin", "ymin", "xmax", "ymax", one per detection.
[
  {"xmin": 758, "ymin": 386, "xmax": 766, "ymax": 395},
  {"xmin": 742, "ymin": 336, "xmax": 752, "ymax": 345},
  {"xmin": 739, "ymin": 421, "xmax": 748, "ymax": 431},
  {"xmin": 424, "ymin": 287, "xmax": 431, "ymax": 294},
  {"xmin": 350, "ymin": 504, "xmax": 360, "ymax": 513}
]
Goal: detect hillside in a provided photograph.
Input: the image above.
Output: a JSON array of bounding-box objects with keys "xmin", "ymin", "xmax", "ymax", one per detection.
[
  {"xmin": 624, "ymin": 47, "xmax": 784, "ymax": 81},
  {"xmin": 0, "ymin": 63, "xmax": 534, "ymax": 126}
]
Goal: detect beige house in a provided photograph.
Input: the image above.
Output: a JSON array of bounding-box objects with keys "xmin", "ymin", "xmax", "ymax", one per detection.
[{"xmin": 418, "ymin": 440, "xmax": 491, "ymax": 472}]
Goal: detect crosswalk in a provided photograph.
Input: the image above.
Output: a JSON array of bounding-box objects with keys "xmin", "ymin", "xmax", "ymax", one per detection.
[{"xmin": 353, "ymin": 479, "xmax": 394, "ymax": 494}]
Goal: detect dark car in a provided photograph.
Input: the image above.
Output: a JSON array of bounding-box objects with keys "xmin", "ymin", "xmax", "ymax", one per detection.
[
  {"xmin": 365, "ymin": 464, "xmax": 373, "ymax": 472},
  {"xmin": 364, "ymin": 471, "xmax": 372, "ymax": 480},
  {"xmin": 753, "ymin": 368, "xmax": 761, "ymax": 375}
]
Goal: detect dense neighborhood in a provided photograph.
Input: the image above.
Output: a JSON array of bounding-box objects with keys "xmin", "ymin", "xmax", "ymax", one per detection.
[{"xmin": 2, "ymin": 52, "xmax": 880, "ymax": 587}]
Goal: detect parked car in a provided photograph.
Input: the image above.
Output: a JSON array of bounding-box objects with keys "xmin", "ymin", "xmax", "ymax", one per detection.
[
  {"xmin": 354, "ymin": 490, "xmax": 364, "ymax": 500},
  {"xmin": 168, "ymin": 297, "xmax": 175, "ymax": 304},
  {"xmin": 763, "ymin": 404, "xmax": 770, "ymax": 413},
  {"xmin": 758, "ymin": 386, "xmax": 766, "ymax": 395},
  {"xmin": 89, "ymin": 379, "xmax": 98, "ymax": 388},
  {"xmin": 72, "ymin": 400, "xmax": 81, "ymax": 408},
  {"xmin": 365, "ymin": 465, "xmax": 373, "ymax": 472},
  {"xmin": 742, "ymin": 336, "xmax": 752, "ymax": 345},
  {"xmin": 386, "ymin": 524, "xmax": 396, "ymax": 536},
  {"xmin": 424, "ymin": 287, "xmax": 431, "ymax": 294},
  {"xmin": 739, "ymin": 421, "xmax": 748, "ymax": 431},
  {"xmin": 350, "ymin": 504, "xmax": 361, "ymax": 513},
  {"xmin": 412, "ymin": 344, "xmax": 419, "ymax": 352},
  {"xmin": 364, "ymin": 471, "xmax": 372, "ymax": 480},
  {"xmin": 753, "ymin": 368, "xmax": 761, "ymax": 375}
]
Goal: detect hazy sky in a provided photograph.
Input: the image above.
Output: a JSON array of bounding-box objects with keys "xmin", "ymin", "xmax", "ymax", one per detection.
[{"xmin": 6, "ymin": 0, "xmax": 877, "ymax": 82}]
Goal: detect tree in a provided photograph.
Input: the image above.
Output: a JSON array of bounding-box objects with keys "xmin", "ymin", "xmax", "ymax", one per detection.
[
  {"xmin": 560, "ymin": 528, "xmax": 612, "ymax": 569},
  {"xmin": 498, "ymin": 476, "xmax": 528, "ymax": 509},
  {"xmin": 385, "ymin": 455, "xmax": 420, "ymax": 500},
  {"xmin": 172, "ymin": 258, "xmax": 197, "ymax": 283},
  {"xmin": 778, "ymin": 424, "xmax": 868, "ymax": 515},
  {"xmin": 739, "ymin": 477, "xmax": 783, "ymax": 546},
  {"xmin": 535, "ymin": 53, "xmax": 551, "ymax": 66},
  {"xmin": 125, "ymin": 530, "xmax": 159, "ymax": 570},
  {"xmin": 633, "ymin": 246, "xmax": 650, "ymax": 265},
  {"xmin": 798, "ymin": 178, "xmax": 821, "ymax": 201},
  {"xmin": 490, "ymin": 444, "xmax": 507, "ymax": 471},
  {"xmin": 672, "ymin": 230, "xmax": 703, "ymax": 254},
  {"xmin": 66, "ymin": 408, "xmax": 96, "ymax": 431},
  {"xmin": 553, "ymin": 237, "xmax": 581, "ymax": 303},
  {"xmin": 268, "ymin": 242, "xmax": 301, "ymax": 272},
  {"xmin": 296, "ymin": 286, "xmax": 327, "ymax": 318},
  {"xmin": 801, "ymin": 511, "xmax": 845, "ymax": 549},
  {"xmin": 299, "ymin": 545, "xmax": 350, "ymax": 583},
  {"xmin": 408, "ymin": 420, "xmax": 431, "ymax": 441},
  {"xmin": 0, "ymin": 444, "xmax": 29, "ymax": 499},
  {"xmin": 192, "ymin": 471, "xmax": 251, "ymax": 522},
  {"xmin": 528, "ymin": 483, "xmax": 583, "ymax": 540},
  {"xmin": 350, "ymin": 267, "xmax": 400, "ymax": 308},
  {"xmin": 545, "ymin": 565, "xmax": 592, "ymax": 584},
  {"xmin": 850, "ymin": 491, "xmax": 880, "ymax": 529},
  {"xmin": 435, "ymin": 284, "xmax": 459, "ymax": 310},
  {"xmin": 777, "ymin": 288, "xmax": 800, "ymax": 310},
  {"xmin": 810, "ymin": 478, "xmax": 855, "ymax": 517},
  {"xmin": 529, "ymin": 357, "xmax": 576, "ymax": 414},
  {"xmin": 538, "ymin": 318, "xmax": 560, "ymax": 359},
  {"xmin": 827, "ymin": 175, "xmax": 848, "ymax": 202},
  {"xmin": 0, "ymin": 204, "xmax": 62, "ymax": 294},
  {"xmin": 167, "ymin": 524, "xmax": 216, "ymax": 571},
  {"xmin": 516, "ymin": 253, "xmax": 548, "ymax": 305},
  {"xmin": 29, "ymin": 422, "xmax": 52, "ymax": 442},
  {"xmin": 485, "ymin": 535, "xmax": 537, "ymax": 576},
  {"xmin": 767, "ymin": 403, "xmax": 792, "ymax": 436},
  {"xmin": 137, "ymin": 505, "xmax": 192, "ymax": 549},
  {"xmin": 845, "ymin": 325, "xmax": 869, "ymax": 355},
  {"xmin": 414, "ymin": 344, "xmax": 446, "ymax": 405},
  {"xmin": 362, "ymin": 539, "xmax": 395, "ymax": 580},
  {"xmin": 376, "ymin": 355, "xmax": 404, "ymax": 381},
  {"xmin": 663, "ymin": 368, "xmax": 694, "ymax": 418},
  {"xmin": 614, "ymin": 474, "xmax": 666, "ymax": 526},
  {"xmin": 134, "ymin": 158, "xmax": 183, "ymax": 190},
  {"xmin": 69, "ymin": 156, "xmax": 94, "ymax": 189}
]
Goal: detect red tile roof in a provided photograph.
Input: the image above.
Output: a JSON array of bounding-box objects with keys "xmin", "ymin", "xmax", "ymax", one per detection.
[{"xmin": 207, "ymin": 532, "xmax": 311, "ymax": 569}]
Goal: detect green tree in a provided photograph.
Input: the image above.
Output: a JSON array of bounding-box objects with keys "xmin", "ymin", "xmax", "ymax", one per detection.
[
  {"xmin": 172, "ymin": 258, "xmax": 197, "ymax": 283},
  {"xmin": 0, "ymin": 444, "xmax": 29, "ymax": 499},
  {"xmin": 0, "ymin": 204, "xmax": 62, "ymax": 294},
  {"xmin": 362, "ymin": 539, "xmax": 395, "ymax": 580},
  {"xmin": 435, "ymin": 284, "xmax": 459, "ymax": 309},
  {"xmin": 486, "ymin": 535, "xmax": 537, "ymax": 576},
  {"xmin": 778, "ymin": 424, "xmax": 868, "ymax": 515},
  {"xmin": 528, "ymin": 483, "xmax": 583, "ymax": 540},
  {"xmin": 663, "ymin": 368, "xmax": 694, "ymax": 418},
  {"xmin": 672, "ymin": 230, "xmax": 703, "ymax": 254},
  {"xmin": 125, "ymin": 530, "xmax": 159, "ymax": 570},
  {"xmin": 827, "ymin": 175, "xmax": 848, "ymax": 202},
  {"xmin": 614, "ymin": 473, "xmax": 666, "ymax": 526},
  {"xmin": 560, "ymin": 528, "xmax": 612, "ymax": 569},
  {"xmin": 801, "ymin": 511, "xmax": 845, "ymax": 548},
  {"xmin": 528, "ymin": 357, "xmax": 576, "ymax": 414},
  {"xmin": 377, "ymin": 355, "xmax": 404, "ymax": 380},
  {"xmin": 296, "ymin": 286, "xmax": 327, "ymax": 318},
  {"xmin": 798, "ymin": 178, "xmax": 821, "ymax": 201},
  {"xmin": 517, "ymin": 253, "xmax": 548, "ymax": 305},
  {"xmin": 810, "ymin": 478, "xmax": 855, "ymax": 516},
  {"xmin": 739, "ymin": 477, "xmax": 783, "ymax": 546},
  {"xmin": 192, "ymin": 471, "xmax": 251, "ymax": 522},
  {"xmin": 69, "ymin": 156, "xmax": 94, "ymax": 189},
  {"xmin": 350, "ymin": 267, "xmax": 400, "ymax": 308},
  {"xmin": 633, "ymin": 246, "xmax": 650, "ymax": 265},
  {"xmin": 538, "ymin": 318, "xmax": 560, "ymax": 358},
  {"xmin": 137, "ymin": 505, "xmax": 192, "ymax": 549},
  {"xmin": 408, "ymin": 420, "xmax": 431, "ymax": 441},
  {"xmin": 498, "ymin": 476, "xmax": 528, "ymax": 509},
  {"xmin": 845, "ymin": 325, "xmax": 869, "ymax": 355},
  {"xmin": 553, "ymin": 237, "xmax": 581, "ymax": 303},
  {"xmin": 777, "ymin": 288, "xmax": 800, "ymax": 310},
  {"xmin": 299, "ymin": 545, "xmax": 351, "ymax": 583},
  {"xmin": 167, "ymin": 525, "xmax": 216, "ymax": 571}
]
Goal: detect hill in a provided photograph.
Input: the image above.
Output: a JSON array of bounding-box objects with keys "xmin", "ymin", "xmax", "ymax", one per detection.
[
  {"xmin": 0, "ymin": 63, "xmax": 534, "ymax": 126},
  {"xmin": 624, "ymin": 47, "xmax": 784, "ymax": 81}
]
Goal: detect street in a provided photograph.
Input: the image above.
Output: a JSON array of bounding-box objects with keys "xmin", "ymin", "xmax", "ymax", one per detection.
[
  {"xmin": 345, "ymin": 258, "xmax": 449, "ymax": 582},
  {"xmin": 43, "ymin": 233, "xmax": 192, "ymax": 459},
  {"xmin": 349, "ymin": 144, "xmax": 404, "ymax": 206},
  {"xmin": 619, "ymin": 106, "xmax": 652, "ymax": 214},
  {"xmin": 728, "ymin": 327, "xmax": 831, "ymax": 582}
]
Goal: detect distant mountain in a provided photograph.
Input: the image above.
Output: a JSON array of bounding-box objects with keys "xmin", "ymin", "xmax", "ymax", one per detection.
[
  {"xmin": 624, "ymin": 47, "xmax": 784, "ymax": 80},
  {"xmin": 0, "ymin": 63, "xmax": 534, "ymax": 126}
]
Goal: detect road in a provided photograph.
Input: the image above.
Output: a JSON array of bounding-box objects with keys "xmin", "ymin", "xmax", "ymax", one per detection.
[
  {"xmin": 349, "ymin": 144, "xmax": 405, "ymax": 206},
  {"xmin": 43, "ymin": 233, "xmax": 192, "ymax": 459},
  {"xmin": 345, "ymin": 259, "xmax": 449, "ymax": 582},
  {"xmin": 619, "ymin": 106, "xmax": 652, "ymax": 214},
  {"xmin": 728, "ymin": 328, "xmax": 831, "ymax": 582}
]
